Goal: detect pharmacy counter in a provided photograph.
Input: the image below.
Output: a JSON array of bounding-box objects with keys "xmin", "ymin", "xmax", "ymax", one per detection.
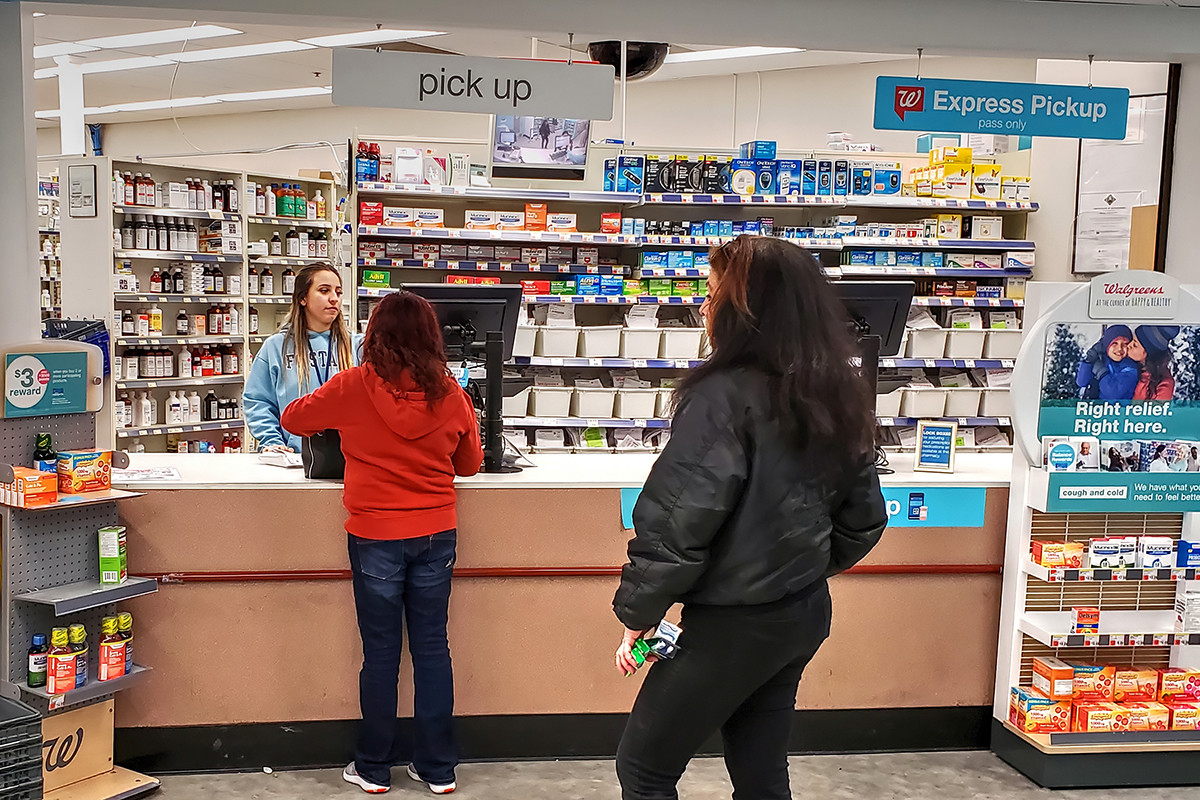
[{"xmin": 110, "ymin": 452, "xmax": 1012, "ymax": 772}]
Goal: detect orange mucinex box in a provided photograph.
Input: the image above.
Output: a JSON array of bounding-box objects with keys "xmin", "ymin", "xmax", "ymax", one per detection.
[
  {"xmin": 1032, "ymin": 657, "xmax": 1075, "ymax": 701},
  {"xmin": 1125, "ymin": 702, "xmax": 1171, "ymax": 732},
  {"xmin": 1114, "ymin": 667, "xmax": 1160, "ymax": 703},
  {"xmin": 1160, "ymin": 668, "xmax": 1200, "ymax": 702},
  {"xmin": 1031, "ymin": 540, "xmax": 1085, "ymax": 568},
  {"xmin": 1070, "ymin": 663, "xmax": 1116, "ymax": 701}
]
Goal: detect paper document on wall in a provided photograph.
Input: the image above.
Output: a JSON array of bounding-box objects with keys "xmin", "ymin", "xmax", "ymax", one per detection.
[{"xmin": 1074, "ymin": 190, "xmax": 1142, "ymax": 273}]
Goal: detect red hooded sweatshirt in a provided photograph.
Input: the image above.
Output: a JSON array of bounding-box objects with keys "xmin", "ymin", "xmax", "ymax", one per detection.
[{"xmin": 281, "ymin": 365, "xmax": 483, "ymax": 540}]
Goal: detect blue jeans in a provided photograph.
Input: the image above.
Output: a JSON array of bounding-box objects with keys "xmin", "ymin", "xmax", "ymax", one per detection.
[{"xmin": 347, "ymin": 531, "xmax": 457, "ymax": 787}]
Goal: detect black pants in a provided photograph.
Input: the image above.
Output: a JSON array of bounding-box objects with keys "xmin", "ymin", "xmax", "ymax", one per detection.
[{"xmin": 616, "ymin": 581, "xmax": 832, "ymax": 800}]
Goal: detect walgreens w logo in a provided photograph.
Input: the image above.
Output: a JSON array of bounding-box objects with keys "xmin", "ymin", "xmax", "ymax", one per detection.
[{"xmin": 894, "ymin": 86, "xmax": 924, "ymax": 121}]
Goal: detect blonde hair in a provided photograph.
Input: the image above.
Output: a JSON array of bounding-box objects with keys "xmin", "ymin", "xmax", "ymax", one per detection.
[{"xmin": 284, "ymin": 265, "xmax": 354, "ymax": 390}]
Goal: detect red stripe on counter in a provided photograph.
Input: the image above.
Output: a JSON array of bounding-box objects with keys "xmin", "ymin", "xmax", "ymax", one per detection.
[{"xmin": 136, "ymin": 564, "xmax": 1001, "ymax": 584}]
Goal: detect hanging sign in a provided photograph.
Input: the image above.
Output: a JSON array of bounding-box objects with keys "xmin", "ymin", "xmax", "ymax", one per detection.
[
  {"xmin": 874, "ymin": 76, "xmax": 1129, "ymax": 140},
  {"xmin": 4, "ymin": 351, "xmax": 88, "ymax": 418},
  {"xmin": 332, "ymin": 49, "xmax": 615, "ymax": 120}
]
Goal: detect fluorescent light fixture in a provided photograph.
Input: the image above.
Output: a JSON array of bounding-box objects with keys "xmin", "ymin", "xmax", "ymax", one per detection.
[
  {"xmin": 299, "ymin": 28, "xmax": 444, "ymax": 47},
  {"xmin": 37, "ymin": 83, "xmax": 334, "ymax": 118},
  {"xmin": 82, "ymin": 56, "xmax": 173, "ymax": 74},
  {"xmin": 208, "ymin": 86, "xmax": 331, "ymax": 102},
  {"xmin": 162, "ymin": 40, "xmax": 315, "ymax": 63},
  {"xmin": 92, "ymin": 96, "xmax": 219, "ymax": 114},
  {"xmin": 32, "ymin": 42, "xmax": 99, "ymax": 59},
  {"xmin": 32, "ymin": 12, "xmax": 46, "ymax": 17},
  {"xmin": 663, "ymin": 46, "xmax": 804, "ymax": 64},
  {"xmin": 77, "ymin": 24, "xmax": 242, "ymax": 50}
]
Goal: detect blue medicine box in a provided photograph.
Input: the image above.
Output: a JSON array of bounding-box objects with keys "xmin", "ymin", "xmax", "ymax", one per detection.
[
  {"xmin": 667, "ymin": 251, "xmax": 695, "ymax": 269},
  {"xmin": 802, "ymin": 160, "xmax": 818, "ymax": 195},
  {"xmin": 575, "ymin": 275, "xmax": 601, "ymax": 295},
  {"xmin": 621, "ymin": 217, "xmax": 635, "ymax": 235},
  {"xmin": 777, "ymin": 160, "xmax": 802, "ymax": 195},
  {"xmin": 690, "ymin": 221, "xmax": 705, "ymax": 237},
  {"xmin": 641, "ymin": 251, "xmax": 668, "ymax": 267},
  {"xmin": 848, "ymin": 251, "xmax": 875, "ymax": 266},
  {"xmin": 875, "ymin": 251, "xmax": 898, "ymax": 267},
  {"xmin": 743, "ymin": 220, "xmax": 761, "ymax": 235},
  {"xmin": 616, "ymin": 156, "xmax": 645, "ymax": 193},
  {"xmin": 739, "ymin": 140, "xmax": 777, "ymax": 159},
  {"xmin": 921, "ymin": 251, "xmax": 945, "ymax": 268},
  {"xmin": 896, "ymin": 251, "xmax": 922, "ymax": 266},
  {"xmin": 718, "ymin": 220, "xmax": 734, "ymax": 237},
  {"xmin": 694, "ymin": 252, "xmax": 710, "ymax": 270},
  {"xmin": 754, "ymin": 160, "xmax": 778, "ymax": 195},
  {"xmin": 732, "ymin": 222, "xmax": 745, "ymax": 235},
  {"xmin": 599, "ymin": 275, "xmax": 624, "ymax": 295},
  {"xmin": 1178, "ymin": 540, "xmax": 1200, "ymax": 568},
  {"xmin": 703, "ymin": 220, "xmax": 719, "ymax": 237}
]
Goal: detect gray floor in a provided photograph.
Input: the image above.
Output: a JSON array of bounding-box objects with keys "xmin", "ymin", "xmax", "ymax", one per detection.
[{"xmin": 153, "ymin": 751, "xmax": 1199, "ymax": 799}]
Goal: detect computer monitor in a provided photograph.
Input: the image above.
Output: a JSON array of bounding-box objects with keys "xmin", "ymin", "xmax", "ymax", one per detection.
[
  {"xmin": 834, "ymin": 281, "xmax": 915, "ymax": 358},
  {"xmin": 402, "ymin": 283, "xmax": 524, "ymax": 361},
  {"xmin": 499, "ymin": 130, "xmax": 516, "ymax": 146}
]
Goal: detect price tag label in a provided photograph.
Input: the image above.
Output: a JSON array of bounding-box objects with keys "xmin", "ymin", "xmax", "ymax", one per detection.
[
  {"xmin": 586, "ymin": 419, "xmax": 601, "ymax": 428},
  {"xmin": 548, "ymin": 358, "xmax": 564, "ymax": 366},
  {"xmin": 634, "ymin": 419, "xmax": 647, "ymax": 428},
  {"xmin": 881, "ymin": 359, "xmax": 896, "ymax": 369},
  {"xmin": 988, "ymin": 298, "xmax": 1001, "ymax": 306},
  {"xmin": 167, "ymin": 427, "xmax": 182, "ymax": 434},
  {"xmin": 957, "ymin": 418, "xmax": 969, "ymax": 425},
  {"xmin": 924, "ymin": 359, "xmax": 938, "ymax": 368},
  {"xmin": 1002, "ymin": 360, "xmax": 1015, "ymax": 369},
  {"xmin": 633, "ymin": 360, "xmax": 649, "ymax": 369},
  {"xmin": 674, "ymin": 360, "xmax": 691, "ymax": 369},
  {"xmin": 964, "ymin": 359, "xmax": 976, "ymax": 369},
  {"xmin": 588, "ymin": 358, "xmax": 603, "ymax": 367},
  {"xmin": 878, "ymin": 417, "xmax": 895, "ymax": 427},
  {"xmin": 999, "ymin": 417, "xmax": 1012, "ymax": 426}
]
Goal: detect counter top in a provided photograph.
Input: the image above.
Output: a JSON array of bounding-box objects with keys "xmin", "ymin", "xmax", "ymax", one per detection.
[{"xmin": 112, "ymin": 451, "xmax": 1013, "ymax": 490}]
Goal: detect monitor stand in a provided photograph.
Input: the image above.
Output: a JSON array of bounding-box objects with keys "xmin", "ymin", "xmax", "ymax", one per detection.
[{"xmin": 484, "ymin": 331, "xmax": 522, "ymax": 474}]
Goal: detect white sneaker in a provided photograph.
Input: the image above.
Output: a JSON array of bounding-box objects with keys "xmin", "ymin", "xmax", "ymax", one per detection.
[
  {"xmin": 343, "ymin": 762, "xmax": 389, "ymax": 794},
  {"xmin": 407, "ymin": 763, "xmax": 456, "ymax": 794}
]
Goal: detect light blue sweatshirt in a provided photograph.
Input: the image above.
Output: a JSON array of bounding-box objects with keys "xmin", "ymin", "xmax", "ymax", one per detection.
[{"xmin": 244, "ymin": 329, "xmax": 364, "ymax": 451}]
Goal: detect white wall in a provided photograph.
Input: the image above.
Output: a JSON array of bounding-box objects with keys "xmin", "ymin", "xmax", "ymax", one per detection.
[
  {"xmin": 1027, "ymin": 60, "xmax": 1170, "ymax": 283},
  {"xmin": 1166, "ymin": 59, "xmax": 1200, "ymax": 283}
]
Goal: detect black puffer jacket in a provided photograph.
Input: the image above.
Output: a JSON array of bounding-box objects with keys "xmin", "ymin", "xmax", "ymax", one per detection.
[{"xmin": 613, "ymin": 368, "xmax": 888, "ymax": 631}]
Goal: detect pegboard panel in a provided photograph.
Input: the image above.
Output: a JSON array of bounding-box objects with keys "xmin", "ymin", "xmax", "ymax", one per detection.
[
  {"xmin": 1025, "ymin": 576, "xmax": 1178, "ymax": 612},
  {"xmin": 0, "ymin": 414, "xmax": 95, "ymax": 468},
  {"xmin": 3, "ymin": 503, "xmax": 117, "ymax": 694},
  {"xmin": 1017, "ymin": 635, "xmax": 1171, "ymax": 686},
  {"xmin": 1030, "ymin": 511, "xmax": 1184, "ymax": 543}
]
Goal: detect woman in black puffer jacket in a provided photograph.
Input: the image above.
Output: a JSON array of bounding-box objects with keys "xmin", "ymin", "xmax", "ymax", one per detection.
[{"xmin": 613, "ymin": 235, "xmax": 888, "ymax": 800}]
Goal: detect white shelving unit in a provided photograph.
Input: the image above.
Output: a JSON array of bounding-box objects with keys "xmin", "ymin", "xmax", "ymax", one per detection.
[
  {"xmin": 38, "ymin": 180, "xmax": 61, "ymax": 320},
  {"xmin": 58, "ymin": 156, "xmax": 337, "ymax": 454}
]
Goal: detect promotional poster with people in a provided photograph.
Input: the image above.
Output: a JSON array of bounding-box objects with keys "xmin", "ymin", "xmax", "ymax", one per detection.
[{"xmin": 1039, "ymin": 321, "xmax": 1200, "ymax": 476}]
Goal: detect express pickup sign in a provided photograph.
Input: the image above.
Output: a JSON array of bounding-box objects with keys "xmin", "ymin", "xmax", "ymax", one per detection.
[{"xmin": 874, "ymin": 76, "xmax": 1129, "ymax": 140}]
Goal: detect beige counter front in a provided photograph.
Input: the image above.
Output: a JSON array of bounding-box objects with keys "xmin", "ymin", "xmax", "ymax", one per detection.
[{"xmin": 110, "ymin": 452, "xmax": 1010, "ymax": 765}]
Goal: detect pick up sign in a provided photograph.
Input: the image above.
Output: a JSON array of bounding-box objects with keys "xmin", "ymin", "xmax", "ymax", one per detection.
[
  {"xmin": 333, "ymin": 49, "xmax": 615, "ymax": 120},
  {"xmin": 875, "ymin": 76, "xmax": 1129, "ymax": 140}
]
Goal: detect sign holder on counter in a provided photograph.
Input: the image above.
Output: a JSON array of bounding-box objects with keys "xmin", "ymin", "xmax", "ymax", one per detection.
[
  {"xmin": 991, "ymin": 271, "xmax": 1200, "ymax": 788},
  {"xmin": 915, "ymin": 420, "xmax": 957, "ymax": 473}
]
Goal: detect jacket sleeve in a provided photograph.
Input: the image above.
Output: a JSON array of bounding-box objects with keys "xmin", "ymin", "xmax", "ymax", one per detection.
[
  {"xmin": 826, "ymin": 455, "xmax": 888, "ymax": 576},
  {"xmin": 451, "ymin": 389, "xmax": 483, "ymax": 477},
  {"xmin": 613, "ymin": 383, "xmax": 746, "ymax": 631},
  {"xmin": 1100, "ymin": 360, "xmax": 1140, "ymax": 401},
  {"xmin": 243, "ymin": 346, "xmax": 285, "ymax": 448},
  {"xmin": 281, "ymin": 369, "xmax": 351, "ymax": 438}
]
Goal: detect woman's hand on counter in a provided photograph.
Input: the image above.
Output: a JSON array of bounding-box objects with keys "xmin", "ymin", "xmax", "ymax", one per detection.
[
  {"xmin": 615, "ymin": 626, "xmax": 657, "ymax": 677},
  {"xmin": 262, "ymin": 444, "xmax": 295, "ymax": 454}
]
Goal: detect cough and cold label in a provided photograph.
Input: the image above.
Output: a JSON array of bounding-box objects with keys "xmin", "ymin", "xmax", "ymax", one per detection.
[
  {"xmin": 99, "ymin": 640, "xmax": 126, "ymax": 682},
  {"xmin": 47, "ymin": 652, "xmax": 76, "ymax": 695}
]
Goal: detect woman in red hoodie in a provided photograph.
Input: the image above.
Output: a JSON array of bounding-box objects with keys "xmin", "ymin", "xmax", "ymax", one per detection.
[{"xmin": 282, "ymin": 291, "xmax": 482, "ymax": 795}]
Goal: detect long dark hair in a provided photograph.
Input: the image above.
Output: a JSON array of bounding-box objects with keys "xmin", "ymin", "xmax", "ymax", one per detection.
[
  {"xmin": 363, "ymin": 291, "xmax": 451, "ymax": 407},
  {"xmin": 1144, "ymin": 351, "xmax": 1172, "ymax": 399},
  {"xmin": 284, "ymin": 265, "xmax": 354, "ymax": 390},
  {"xmin": 679, "ymin": 235, "xmax": 875, "ymax": 459}
]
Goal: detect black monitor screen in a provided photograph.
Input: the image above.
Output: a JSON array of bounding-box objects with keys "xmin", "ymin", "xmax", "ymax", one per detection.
[
  {"xmin": 401, "ymin": 283, "xmax": 523, "ymax": 361},
  {"xmin": 834, "ymin": 281, "xmax": 916, "ymax": 357}
]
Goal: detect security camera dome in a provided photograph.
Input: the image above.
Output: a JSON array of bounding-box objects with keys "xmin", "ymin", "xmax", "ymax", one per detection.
[{"xmin": 587, "ymin": 41, "xmax": 670, "ymax": 80}]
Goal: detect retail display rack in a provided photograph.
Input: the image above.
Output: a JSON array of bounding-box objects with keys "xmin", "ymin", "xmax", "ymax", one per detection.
[
  {"xmin": 0, "ymin": 411, "xmax": 159, "ymax": 799},
  {"xmin": 38, "ymin": 179, "xmax": 61, "ymax": 321},
  {"xmin": 991, "ymin": 276, "xmax": 1200, "ymax": 789},
  {"xmin": 67, "ymin": 157, "xmax": 336, "ymax": 454},
  {"xmin": 350, "ymin": 137, "xmax": 1030, "ymax": 454}
]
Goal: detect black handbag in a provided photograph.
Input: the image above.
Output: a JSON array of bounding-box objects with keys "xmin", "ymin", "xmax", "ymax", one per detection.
[{"xmin": 301, "ymin": 429, "xmax": 345, "ymax": 480}]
